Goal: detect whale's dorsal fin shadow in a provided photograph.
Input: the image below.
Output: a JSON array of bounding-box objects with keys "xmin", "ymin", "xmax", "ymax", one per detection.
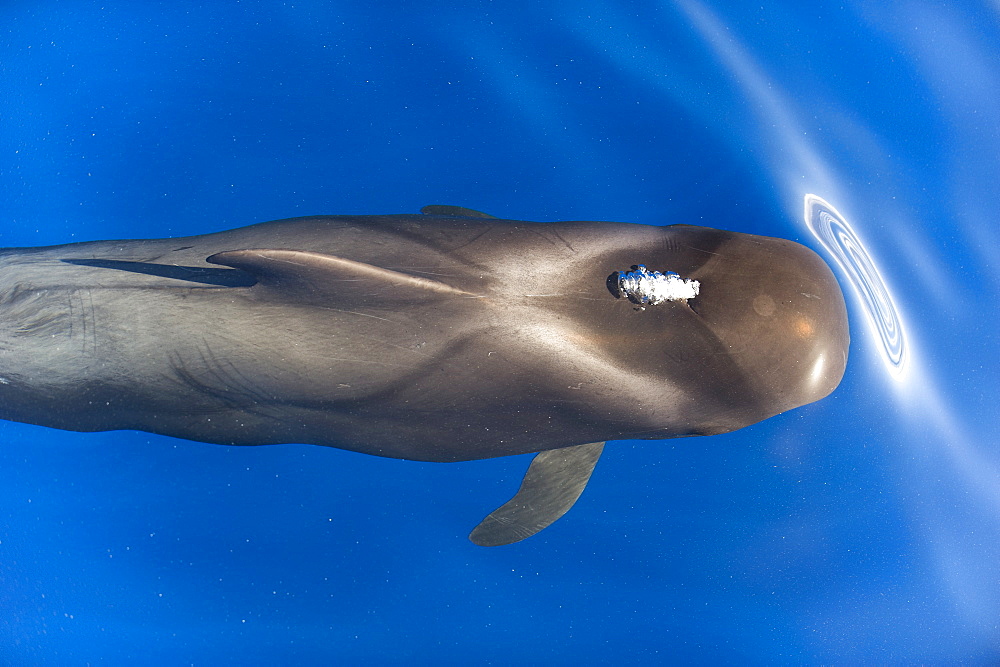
[{"xmin": 60, "ymin": 258, "xmax": 256, "ymax": 287}]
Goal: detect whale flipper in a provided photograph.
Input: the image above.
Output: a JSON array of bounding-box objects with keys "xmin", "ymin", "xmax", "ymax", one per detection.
[{"xmin": 470, "ymin": 441, "xmax": 605, "ymax": 546}]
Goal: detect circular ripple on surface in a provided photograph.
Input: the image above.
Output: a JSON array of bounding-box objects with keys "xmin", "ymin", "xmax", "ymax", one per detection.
[{"xmin": 804, "ymin": 194, "xmax": 906, "ymax": 372}]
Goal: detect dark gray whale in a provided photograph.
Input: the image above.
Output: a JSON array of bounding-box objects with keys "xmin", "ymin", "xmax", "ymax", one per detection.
[{"xmin": 0, "ymin": 205, "xmax": 849, "ymax": 545}]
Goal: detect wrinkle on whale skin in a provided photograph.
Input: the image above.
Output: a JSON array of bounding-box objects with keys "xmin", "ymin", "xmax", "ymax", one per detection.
[{"xmin": 0, "ymin": 206, "xmax": 849, "ymax": 545}]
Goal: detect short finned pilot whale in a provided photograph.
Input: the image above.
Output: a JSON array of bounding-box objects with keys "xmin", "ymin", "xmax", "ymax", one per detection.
[{"xmin": 0, "ymin": 205, "xmax": 849, "ymax": 545}]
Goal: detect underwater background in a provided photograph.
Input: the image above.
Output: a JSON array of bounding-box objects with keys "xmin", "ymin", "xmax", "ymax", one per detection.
[{"xmin": 1, "ymin": 1, "xmax": 998, "ymax": 663}]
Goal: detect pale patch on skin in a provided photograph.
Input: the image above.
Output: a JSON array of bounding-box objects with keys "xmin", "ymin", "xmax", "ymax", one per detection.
[{"xmin": 753, "ymin": 294, "xmax": 776, "ymax": 317}]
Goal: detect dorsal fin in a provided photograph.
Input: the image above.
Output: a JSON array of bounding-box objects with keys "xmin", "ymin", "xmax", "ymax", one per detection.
[
  {"xmin": 206, "ymin": 249, "xmax": 479, "ymax": 305},
  {"xmin": 420, "ymin": 205, "xmax": 497, "ymax": 219},
  {"xmin": 469, "ymin": 441, "xmax": 605, "ymax": 546}
]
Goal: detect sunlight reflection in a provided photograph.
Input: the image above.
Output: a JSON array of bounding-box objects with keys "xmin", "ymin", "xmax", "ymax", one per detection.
[
  {"xmin": 804, "ymin": 194, "xmax": 906, "ymax": 375},
  {"xmin": 672, "ymin": 0, "xmax": 1000, "ymax": 645},
  {"xmin": 674, "ymin": 0, "xmax": 909, "ymax": 378}
]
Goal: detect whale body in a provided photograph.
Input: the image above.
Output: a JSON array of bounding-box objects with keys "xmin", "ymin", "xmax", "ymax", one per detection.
[{"xmin": 0, "ymin": 206, "xmax": 849, "ymax": 544}]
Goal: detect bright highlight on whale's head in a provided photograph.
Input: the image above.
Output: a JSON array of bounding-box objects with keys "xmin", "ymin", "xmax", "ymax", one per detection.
[{"xmin": 804, "ymin": 194, "xmax": 906, "ymax": 375}]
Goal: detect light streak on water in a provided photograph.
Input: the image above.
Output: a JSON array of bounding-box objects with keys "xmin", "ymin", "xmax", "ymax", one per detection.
[
  {"xmin": 804, "ymin": 194, "xmax": 907, "ymax": 375},
  {"xmin": 661, "ymin": 0, "xmax": 998, "ymax": 645}
]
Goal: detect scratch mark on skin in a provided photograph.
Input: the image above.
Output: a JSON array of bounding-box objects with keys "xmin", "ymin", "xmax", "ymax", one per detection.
[
  {"xmin": 263, "ymin": 255, "xmax": 308, "ymax": 267},
  {"xmin": 67, "ymin": 289, "xmax": 76, "ymax": 344},
  {"xmin": 319, "ymin": 357, "xmax": 421, "ymax": 368},
  {"xmin": 447, "ymin": 225, "xmax": 496, "ymax": 252},
  {"xmin": 549, "ymin": 230, "xmax": 576, "ymax": 253},
  {"xmin": 69, "ymin": 288, "xmax": 99, "ymax": 356},
  {"xmin": 315, "ymin": 306, "xmax": 396, "ymax": 323},
  {"xmin": 341, "ymin": 309, "xmax": 394, "ymax": 322},
  {"xmin": 527, "ymin": 227, "xmax": 576, "ymax": 252},
  {"xmin": 166, "ymin": 345, "xmax": 285, "ymax": 421},
  {"xmin": 203, "ymin": 345, "xmax": 274, "ymax": 406},
  {"xmin": 87, "ymin": 289, "xmax": 99, "ymax": 356},
  {"xmin": 352, "ymin": 334, "xmax": 436, "ymax": 359},
  {"xmin": 682, "ymin": 244, "xmax": 721, "ymax": 256}
]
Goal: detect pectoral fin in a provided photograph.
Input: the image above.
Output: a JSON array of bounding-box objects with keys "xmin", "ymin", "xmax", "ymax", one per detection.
[{"xmin": 469, "ymin": 441, "xmax": 605, "ymax": 547}]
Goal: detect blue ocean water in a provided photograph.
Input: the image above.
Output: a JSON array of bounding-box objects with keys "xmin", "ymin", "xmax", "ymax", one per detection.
[{"xmin": 1, "ymin": 1, "xmax": 998, "ymax": 663}]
